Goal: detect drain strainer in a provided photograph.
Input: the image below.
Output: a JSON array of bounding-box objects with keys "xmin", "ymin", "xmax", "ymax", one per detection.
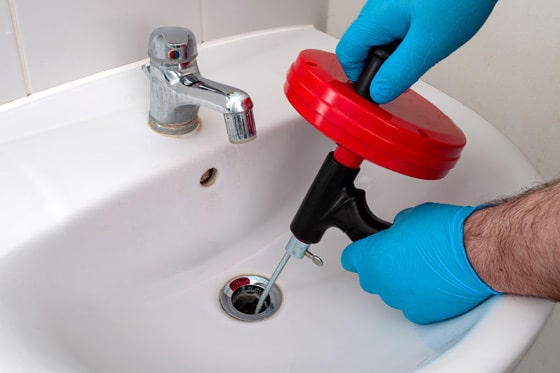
[{"xmin": 219, "ymin": 275, "xmax": 282, "ymax": 322}]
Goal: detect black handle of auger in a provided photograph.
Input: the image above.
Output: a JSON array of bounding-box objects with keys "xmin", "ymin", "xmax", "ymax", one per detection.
[
  {"xmin": 290, "ymin": 152, "xmax": 391, "ymax": 244},
  {"xmin": 353, "ymin": 40, "xmax": 401, "ymax": 103}
]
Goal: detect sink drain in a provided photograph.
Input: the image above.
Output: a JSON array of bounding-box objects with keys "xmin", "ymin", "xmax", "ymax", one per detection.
[{"xmin": 219, "ymin": 275, "xmax": 282, "ymax": 322}]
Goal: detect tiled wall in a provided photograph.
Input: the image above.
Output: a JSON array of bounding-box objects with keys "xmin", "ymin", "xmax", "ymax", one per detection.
[
  {"xmin": 0, "ymin": 0, "xmax": 327, "ymax": 105},
  {"xmin": 0, "ymin": 0, "xmax": 26, "ymax": 103}
]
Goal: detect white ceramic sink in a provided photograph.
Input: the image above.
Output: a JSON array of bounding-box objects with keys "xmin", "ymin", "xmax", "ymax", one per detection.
[{"xmin": 0, "ymin": 26, "xmax": 552, "ymax": 372}]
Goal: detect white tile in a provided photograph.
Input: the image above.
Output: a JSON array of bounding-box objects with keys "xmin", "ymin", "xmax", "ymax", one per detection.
[
  {"xmin": 0, "ymin": 0, "xmax": 26, "ymax": 104},
  {"xmin": 12, "ymin": 0, "xmax": 202, "ymax": 92},
  {"xmin": 202, "ymin": 0, "xmax": 327, "ymax": 42}
]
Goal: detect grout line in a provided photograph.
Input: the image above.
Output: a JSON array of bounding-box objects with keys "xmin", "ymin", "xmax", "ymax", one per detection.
[
  {"xmin": 200, "ymin": 25, "xmax": 316, "ymax": 49},
  {"xmin": 199, "ymin": 0, "xmax": 207, "ymax": 43},
  {"xmin": 33, "ymin": 59, "xmax": 149, "ymax": 97},
  {"xmin": 0, "ymin": 58, "xmax": 148, "ymax": 113},
  {"xmin": 7, "ymin": 0, "xmax": 32, "ymax": 95}
]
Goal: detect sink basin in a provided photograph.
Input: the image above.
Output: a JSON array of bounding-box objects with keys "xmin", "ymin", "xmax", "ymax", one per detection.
[{"xmin": 0, "ymin": 26, "xmax": 552, "ymax": 372}]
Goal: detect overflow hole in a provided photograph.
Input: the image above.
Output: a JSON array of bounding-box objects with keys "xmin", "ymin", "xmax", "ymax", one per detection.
[{"xmin": 200, "ymin": 168, "xmax": 217, "ymax": 186}]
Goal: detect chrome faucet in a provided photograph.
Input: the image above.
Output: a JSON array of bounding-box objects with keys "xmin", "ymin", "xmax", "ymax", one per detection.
[{"xmin": 142, "ymin": 27, "xmax": 256, "ymax": 143}]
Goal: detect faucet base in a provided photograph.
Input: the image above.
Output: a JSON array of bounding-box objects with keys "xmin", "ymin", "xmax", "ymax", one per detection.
[{"xmin": 148, "ymin": 115, "xmax": 200, "ymax": 136}]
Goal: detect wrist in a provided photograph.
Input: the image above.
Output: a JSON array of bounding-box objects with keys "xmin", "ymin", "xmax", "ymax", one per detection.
[
  {"xmin": 465, "ymin": 182, "xmax": 560, "ymax": 300},
  {"xmin": 463, "ymin": 199, "xmax": 552, "ymax": 297},
  {"xmin": 463, "ymin": 205, "xmax": 505, "ymax": 293}
]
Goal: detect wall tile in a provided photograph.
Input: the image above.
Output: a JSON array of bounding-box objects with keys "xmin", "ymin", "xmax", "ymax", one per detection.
[
  {"xmin": 12, "ymin": 0, "xmax": 202, "ymax": 93},
  {"xmin": 0, "ymin": 0, "xmax": 26, "ymax": 104},
  {"xmin": 202, "ymin": 0, "xmax": 327, "ymax": 42}
]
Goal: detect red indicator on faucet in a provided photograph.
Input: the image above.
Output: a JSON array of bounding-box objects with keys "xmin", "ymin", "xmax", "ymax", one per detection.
[
  {"xmin": 168, "ymin": 50, "xmax": 180, "ymax": 60},
  {"xmin": 284, "ymin": 49, "xmax": 466, "ymax": 180}
]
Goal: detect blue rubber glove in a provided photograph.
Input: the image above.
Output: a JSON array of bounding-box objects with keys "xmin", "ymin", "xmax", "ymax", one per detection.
[
  {"xmin": 336, "ymin": 0, "xmax": 497, "ymax": 103},
  {"xmin": 341, "ymin": 203, "xmax": 500, "ymax": 324}
]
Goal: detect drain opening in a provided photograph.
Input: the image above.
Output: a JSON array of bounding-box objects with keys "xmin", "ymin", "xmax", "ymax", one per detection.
[
  {"xmin": 220, "ymin": 275, "xmax": 282, "ymax": 322},
  {"xmin": 232, "ymin": 284, "xmax": 270, "ymax": 314}
]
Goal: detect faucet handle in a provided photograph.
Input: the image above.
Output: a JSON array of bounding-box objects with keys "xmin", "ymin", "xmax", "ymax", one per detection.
[{"xmin": 147, "ymin": 27, "xmax": 198, "ymax": 67}]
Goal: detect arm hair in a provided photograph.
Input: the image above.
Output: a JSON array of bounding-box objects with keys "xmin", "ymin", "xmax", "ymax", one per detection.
[{"xmin": 464, "ymin": 180, "xmax": 560, "ymax": 299}]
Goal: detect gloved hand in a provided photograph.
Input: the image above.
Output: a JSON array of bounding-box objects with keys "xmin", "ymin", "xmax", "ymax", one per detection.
[
  {"xmin": 341, "ymin": 203, "xmax": 500, "ymax": 324},
  {"xmin": 336, "ymin": 0, "xmax": 497, "ymax": 103}
]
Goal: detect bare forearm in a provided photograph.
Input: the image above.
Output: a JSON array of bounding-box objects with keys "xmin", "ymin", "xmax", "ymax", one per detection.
[{"xmin": 465, "ymin": 180, "xmax": 560, "ymax": 300}]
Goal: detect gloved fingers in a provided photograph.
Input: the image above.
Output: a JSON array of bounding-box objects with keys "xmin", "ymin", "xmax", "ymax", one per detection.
[
  {"xmin": 392, "ymin": 206, "xmax": 414, "ymax": 224},
  {"xmin": 379, "ymin": 288, "xmax": 441, "ymax": 324},
  {"xmin": 402, "ymin": 307, "xmax": 434, "ymax": 325},
  {"xmin": 340, "ymin": 240, "xmax": 363, "ymax": 273},
  {"xmin": 341, "ymin": 233, "xmax": 380, "ymax": 273},
  {"xmin": 342, "ymin": 235, "xmax": 387, "ymax": 296},
  {"xmin": 337, "ymin": 0, "xmax": 498, "ymax": 104},
  {"xmin": 336, "ymin": 3, "xmax": 409, "ymax": 83},
  {"xmin": 369, "ymin": 28, "xmax": 442, "ymax": 103},
  {"xmin": 391, "ymin": 293, "xmax": 447, "ymax": 324},
  {"xmin": 401, "ymin": 295, "xmax": 493, "ymax": 325},
  {"xmin": 377, "ymin": 292, "xmax": 405, "ymax": 312},
  {"xmin": 393, "ymin": 202, "xmax": 444, "ymax": 224}
]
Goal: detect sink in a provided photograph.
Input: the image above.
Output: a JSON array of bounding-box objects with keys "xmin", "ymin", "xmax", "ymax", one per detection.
[{"xmin": 0, "ymin": 26, "xmax": 552, "ymax": 372}]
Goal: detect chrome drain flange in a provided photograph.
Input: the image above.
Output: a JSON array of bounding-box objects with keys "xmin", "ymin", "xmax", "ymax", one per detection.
[{"xmin": 219, "ymin": 275, "xmax": 282, "ymax": 322}]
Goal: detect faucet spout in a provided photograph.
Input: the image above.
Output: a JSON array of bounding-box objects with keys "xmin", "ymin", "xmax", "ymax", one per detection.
[
  {"xmin": 179, "ymin": 73, "xmax": 256, "ymax": 143},
  {"xmin": 143, "ymin": 27, "xmax": 256, "ymax": 143}
]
